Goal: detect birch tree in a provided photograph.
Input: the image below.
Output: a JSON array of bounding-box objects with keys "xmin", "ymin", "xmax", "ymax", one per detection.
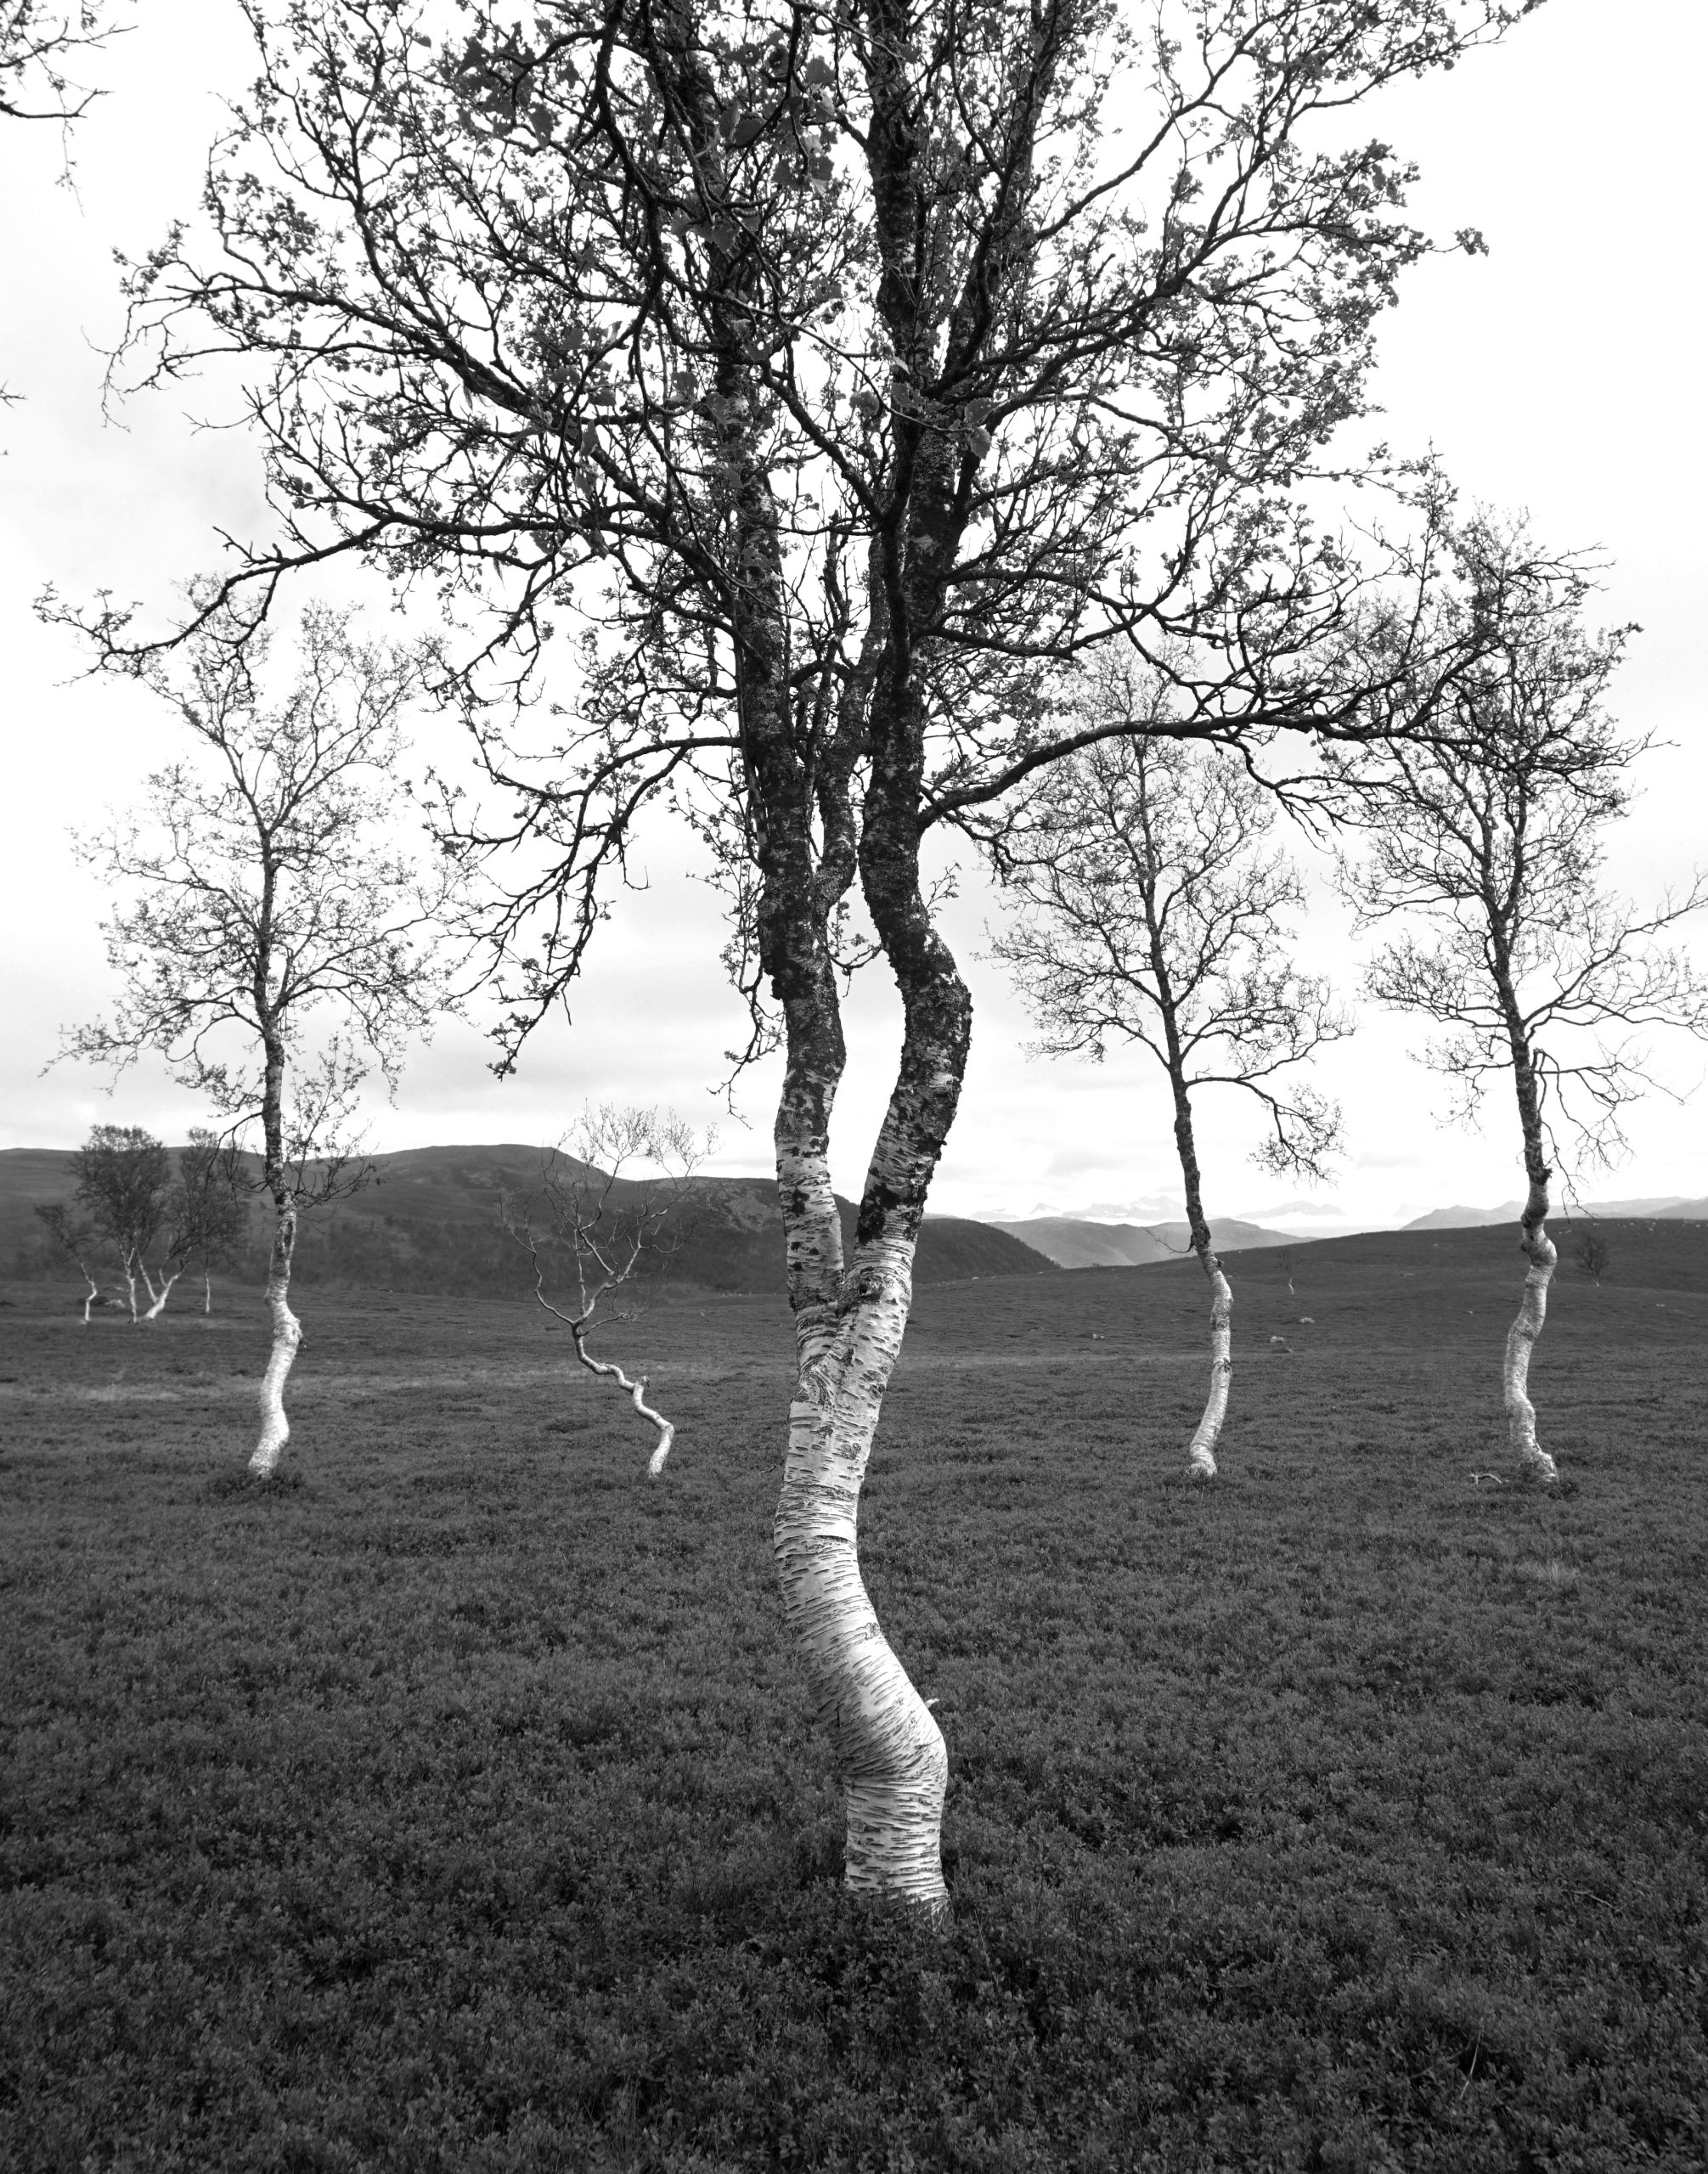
[
  {"xmin": 34, "ymin": 1202, "xmax": 108, "ymax": 1321},
  {"xmin": 502, "ymin": 1105, "xmax": 712, "ymax": 1478},
  {"xmin": 990, "ymin": 658, "xmax": 1345, "ymax": 1479},
  {"xmin": 61, "ymin": 610, "xmax": 461, "ymax": 1476},
  {"xmin": 1340, "ymin": 515, "xmax": 1708, "ymax": 1481},
  {"xmin": 67, "ymin": 1123, "xmax": 188, "ymax": 1321},
  {"xmin": 62, "ymin": 0, "xmax": 1536, "ymax": 1911},
  {"xmin": 174, "ymin": 1127, "xmax": 252, "ymax": 1314}
]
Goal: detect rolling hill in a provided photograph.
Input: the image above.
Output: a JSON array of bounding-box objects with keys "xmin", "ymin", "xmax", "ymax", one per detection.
[
  {"xmin": 1, "ymin": 1143, "xmax": 1055, "ymax": 1297},
  {"xmin": 989, "ymin": 1214, "xmax": 1298, "ymax": 1269}
]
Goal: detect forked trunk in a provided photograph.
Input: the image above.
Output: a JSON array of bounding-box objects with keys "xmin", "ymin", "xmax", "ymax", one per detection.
[
  {"xmin": 1503, "ymin": 1168, "xmax": 1559, "ymax": 1482},
  {"xmin": 767, "ymin": 758, "xmax": 967, "ymax": 1915},
  {"xmin": 773, "ymin": 639, "xmax": 973, "ymax": 1912},
  {"xmin": 138, "ymin": 1266, "xmax": 182, "ymax": 1321},
  {"xmin": 249, "ymin": 1196, "xmax": 301, "ymax": 1478}
]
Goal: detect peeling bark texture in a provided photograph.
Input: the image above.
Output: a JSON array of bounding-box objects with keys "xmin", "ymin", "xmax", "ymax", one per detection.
[
  {"xmin": 249, "ymin": 1197, "xmax": 301, "ymax": 1478},
  {"xmin": 775, "ymin": 1236, "xmax": 949, "ymax": 1917},
  {"xmin": 1504, "ymin": 1168, "xmax": 1559, "ymax": 1482}
]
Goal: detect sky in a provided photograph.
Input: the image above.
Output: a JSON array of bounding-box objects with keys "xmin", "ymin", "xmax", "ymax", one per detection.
[{"xmin": 2, "ymin": 0, "xmax": 1704, "ymax": 1233}]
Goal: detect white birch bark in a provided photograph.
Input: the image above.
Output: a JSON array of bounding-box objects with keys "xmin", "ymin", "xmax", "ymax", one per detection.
[
  {"xmin": 1494, "ymin": 958, "xmax": 1561, "ymax": 1483},
  {"xmin": 138, "ymin": 1267, "xmax": 183, "ymax": 1321},
  {"xmin": 1187, "ymin": 1250, "xmax": 1232, "ymax": 1480},
  {"xmin": 1503, "ymin": 1169, "xmax": 1559, "ymax": 1482},
  {"xmin": 1165, "ymin": 1043, "xmax": 1232, "ymax": 1482},
  {"xmin": 249, "ymin": 1198, "xmax": 301, "ymax": 1478},
  {"xmin": 568, "ymin": 1321, "xmax": 676, "ymax": 1478},
  {"xmin": 775, "ymin": 1224, "xmax": 949, "ymax": 1917},
  {"xmin": 80, "ymin": 1270, "xmax": 99, "ymax": 1325}
]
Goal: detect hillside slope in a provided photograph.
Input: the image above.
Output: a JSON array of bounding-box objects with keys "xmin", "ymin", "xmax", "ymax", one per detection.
[{"xmin": 2, "ymin": 1144, "xmax": 1055, "ymax": 1295}]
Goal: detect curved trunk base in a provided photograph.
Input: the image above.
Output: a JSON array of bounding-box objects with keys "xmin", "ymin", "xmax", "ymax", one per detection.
[
  {"xmin": 1504, "ymin": 1195, "xmax": 1559, "ymax": 1482},
  {"xmin": 1187, "ymin": 1252, "xmax": 1232, "ymax": 1479},
  {"xmin": 246, "ymin": 1243, "xmax": 300, "ymax": 1478},
  {"xmin": 775, "ymin": 1246, "xmax": 949, "ymax": 1917}
]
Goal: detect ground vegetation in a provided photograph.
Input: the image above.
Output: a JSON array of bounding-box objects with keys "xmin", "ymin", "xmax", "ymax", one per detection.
[{"xmin": 2, "ymin": 1231, "xmax": 1704, "ymax": 2170}]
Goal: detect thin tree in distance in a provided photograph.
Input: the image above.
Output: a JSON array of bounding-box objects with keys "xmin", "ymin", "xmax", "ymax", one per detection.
[
  {"xmin": 60, "ymin": 609, "xmax": 464, "ymax": 1476},
  {"xmin": 1570, "ymin": 1222, "xmax": 1611, "ymax": 1289},
  {"xmin": 174, "ymin": 1127, "xmax": 251, "ymax": 1314},
  {"xmin": 990, "ymin": 659, "xmax": 1347, "ymax": 1480},
  {"xmin": 501, "ymin": 1107, "xmax": 712, "ymax": 1479},
  {"xmin": 1340, "ymin": 515, "xmax": 1708, "ymax": 1481},
  {"xmin": 34, "ymin": 1201, "xmax": 108, "ymax": 1321}
]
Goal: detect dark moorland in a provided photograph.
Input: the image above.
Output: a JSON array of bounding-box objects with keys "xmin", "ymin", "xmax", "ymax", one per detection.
[
  {"xmin": 3, "ymin": 1224, "xmax": 1705, "ymax": 2171},
  {"xmin": 0, "ymin": 1143, "xmax": 1056, "ymax": 1296}
]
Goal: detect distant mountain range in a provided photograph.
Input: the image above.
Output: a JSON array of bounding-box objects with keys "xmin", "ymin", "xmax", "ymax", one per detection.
[
  {"xmin": 1404, "ymin": 1196, "xmax": 1708, "ymax": 1231},
  {"xmin": 0, "ymin": 1144, "xmax": 1056, "ymax": 1297},
  {"xmin": 988, "ymin": 1214, "xmax": 1298, "ymax": 1269},
  {"xmin": 9, "ymin": 1141, "xmax": 1704, "ymax": 1296}
]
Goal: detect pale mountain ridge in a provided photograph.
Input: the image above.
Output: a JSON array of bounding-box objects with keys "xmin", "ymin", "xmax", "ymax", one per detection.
[
  {"xmin": 1403, "ymin": 1195, "xmax": 1707, "ymax": 1231},
  {"xmin": 988, "ymin": 1214, "xmax": 1298, "ymax": 1270}
]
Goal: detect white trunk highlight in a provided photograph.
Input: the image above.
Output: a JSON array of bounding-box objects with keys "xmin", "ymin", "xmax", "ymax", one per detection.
[
  {"xmin": 139, "ymin": 1270, "xmax": 182, "ymax": 1321},
  {"xmin": 775, "ymin": 1236, "xmax": 949, "ymax": 1918},
  {"xmin": 80, "ymin": 1272, "xmax": 99, "ymax": 1326},
  {"xmin": 1503, "ymin": 1172, "xmax": 1559, "ymax": 1482},
  {"xmin": 1187, "ymin": 1251, "xmax": 1232, "ymax": 1480},
  {"xmin": 249, "ymin": 1201, "xmax": 301, "ymax": 1478},
  {"xmin": 570, "ymin": 1325, "xmax": 676, "ymax": 1478}
]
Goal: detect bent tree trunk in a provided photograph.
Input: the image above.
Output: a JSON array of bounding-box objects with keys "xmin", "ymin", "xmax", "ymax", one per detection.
[
  {"xmin": 775, "ymin": 1153, "xmax": 954, "ymax": 1915},
  {"xmin": 250, "ymin": 1193, "xmax": 301, "ymax": 1478},
  {"xmin": 1164, "ymin": 1008, "xmax": 1231, "ymax": 1480},
  {"xmin": 1187, "ymin": 1242, "xmax": 1233, "ymax": 1482},
  {"xmin": 138, "ymin": 1265, "xmax": 183, "ymax": 1321},
  {"xmin": 1495, "ymin": 965, "xmax": 1559, "ymax": 1482},
  {"xmin": 769, "ymin": 753, "xmax": 968, "ymax": 1917},
  {"xmin": 1504, "ymin": 1165, "xmax": 1559, "ymax": 1482}
]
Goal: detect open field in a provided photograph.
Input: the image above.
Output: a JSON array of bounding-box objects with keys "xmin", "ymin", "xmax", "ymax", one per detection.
[{"xmin": 3, "ymin": 1227, "xmax": 1705, "ymax": 2171}]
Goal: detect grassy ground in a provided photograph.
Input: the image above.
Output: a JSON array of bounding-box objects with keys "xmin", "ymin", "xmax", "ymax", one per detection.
[{"xmin": 2, "ymin": 1231, "xmax": 1705, "ymax": 2172}]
